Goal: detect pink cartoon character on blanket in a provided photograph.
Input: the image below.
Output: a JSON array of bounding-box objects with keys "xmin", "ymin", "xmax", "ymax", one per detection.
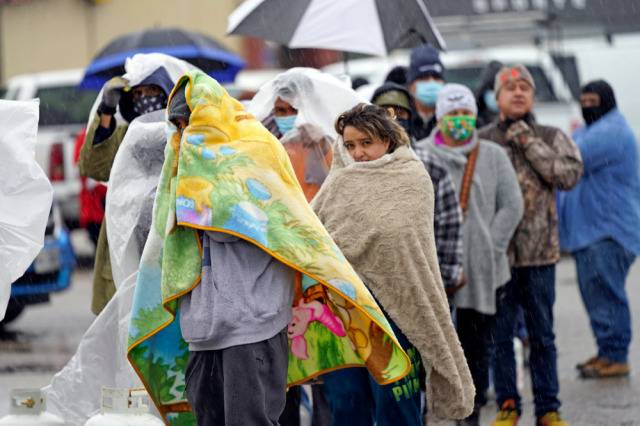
[{"xmin": 288, "ymin": 300, "xmax": 347, "ymax": 360}]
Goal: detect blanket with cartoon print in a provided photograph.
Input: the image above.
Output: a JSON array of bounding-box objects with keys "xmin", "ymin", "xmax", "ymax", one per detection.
[{"xmin": 126, "ymin": 70, "xmax": 411, "ymax": 424}]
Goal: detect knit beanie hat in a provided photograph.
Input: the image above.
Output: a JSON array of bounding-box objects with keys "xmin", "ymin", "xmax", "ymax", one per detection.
[
  {"xmin": 408, "ymin": 44, "xmax": 444, "ymax": 83},
  {"xmin": 436, "ymin": 84, "xmax": 477, "ymax": 120},
  {"xmin": 494, "ymin": 64, "xmax": 536, "ymax": 94}
]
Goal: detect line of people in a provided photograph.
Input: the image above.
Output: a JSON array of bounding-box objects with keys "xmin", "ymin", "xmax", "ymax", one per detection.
[{"xmin": 68, "ymin": 42, "xmax": 640, "ymax": 426}]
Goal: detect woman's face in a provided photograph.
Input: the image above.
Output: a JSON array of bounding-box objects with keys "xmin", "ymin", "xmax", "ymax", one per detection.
[{"xmin": 343, "ymin": 126, "xmax": 390, "ymax": 162}]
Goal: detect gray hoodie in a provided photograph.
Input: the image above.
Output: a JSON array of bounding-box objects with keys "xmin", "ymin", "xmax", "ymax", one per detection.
[{"xmin": 179, "ymin": 232, "xmax": 294, "ymax": 351}]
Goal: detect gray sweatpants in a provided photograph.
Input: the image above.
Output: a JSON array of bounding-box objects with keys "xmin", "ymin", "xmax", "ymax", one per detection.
[{"xmin": 185, "ymin": 328, "xmax": 289, "ymax": 426}]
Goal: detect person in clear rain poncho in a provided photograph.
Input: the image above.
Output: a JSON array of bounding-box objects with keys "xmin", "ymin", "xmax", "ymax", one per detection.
[
  {"xmin": 43, "ymin": 54, "xmax": 197, "ymax": 426},
  {"xmin": 78, "ymin": 53, "xmax": 182, "ymax": 315},
  {"xmin": 248, "ymin": 68, "xmax": 363, "ymax": 426},
  {"xmin": 249, "ymin": 67, "xmax": 364, "ymax": 203}
]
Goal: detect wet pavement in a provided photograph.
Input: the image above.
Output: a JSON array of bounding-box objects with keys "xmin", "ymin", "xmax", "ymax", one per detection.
[{"xmin": 1, "ymin": 258, "xmax": 639, "ymax": 425}]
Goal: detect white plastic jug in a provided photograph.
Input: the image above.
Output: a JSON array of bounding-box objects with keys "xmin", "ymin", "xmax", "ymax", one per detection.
[
  {"xmin": 0, "ymin": 389, "xmax": 65, "ymax": 426},
  {"xmin": 84, "ymin": 388, "xmax": 163, "ymax": 426}
]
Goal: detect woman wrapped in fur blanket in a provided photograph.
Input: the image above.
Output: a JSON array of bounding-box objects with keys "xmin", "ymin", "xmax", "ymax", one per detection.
[{"xmin": 312, "ymin": 103, "xmax": 475, "ymax": 424}]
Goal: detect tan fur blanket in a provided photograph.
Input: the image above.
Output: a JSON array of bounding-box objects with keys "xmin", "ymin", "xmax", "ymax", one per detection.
[{"xmin": 311, "ymin": 144, "xmax": 475, "ymax": 419}]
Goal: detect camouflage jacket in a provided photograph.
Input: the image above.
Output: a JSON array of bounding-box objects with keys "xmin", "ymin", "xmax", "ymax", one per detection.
[{"xmin": 479, "ymin": 115, "xmax": 583, "ymax": 267}]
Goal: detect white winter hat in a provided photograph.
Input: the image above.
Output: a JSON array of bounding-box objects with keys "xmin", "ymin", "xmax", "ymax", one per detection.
[{"xmin": 436, "ymin": 83, "xmax": 478, "ymax": 120}]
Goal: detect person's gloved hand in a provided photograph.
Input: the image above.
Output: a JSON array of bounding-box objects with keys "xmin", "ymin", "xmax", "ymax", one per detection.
[
  {"xmin": 98, "ymin": 76, "xmax": 129, "ymax": 115},
  {"xmin": 506, "ymin": 120, "xmax": 534, "ymax": 145}
]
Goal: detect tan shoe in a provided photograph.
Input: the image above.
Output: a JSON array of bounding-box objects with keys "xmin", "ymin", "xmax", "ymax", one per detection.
[
  {"xmin": 580, "ymin": 359, "xmax": 630, "ymax": 378},
  {"xmin": 575, "ymin": 355, "xmax": 601, "ymax": 371},
  {"xmin": 536, "ymin": 411, "xmax": 569, "ymax": 426}
]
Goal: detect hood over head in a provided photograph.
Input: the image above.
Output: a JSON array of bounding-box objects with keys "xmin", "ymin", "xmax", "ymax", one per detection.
[
  {"xmin": 119, "ymin": 66, "xmax": 175, "ymax": 122},
  {"xmin": 581, "ymin": 79, "xmax": 617, "ymax": 126},
  {"xmin": 248, "ymin": 67, "xmax": 363, "ymax": 139},
  {"xmin": 167, "ymin": 80, "xmax": 191, "ymax": 127}
]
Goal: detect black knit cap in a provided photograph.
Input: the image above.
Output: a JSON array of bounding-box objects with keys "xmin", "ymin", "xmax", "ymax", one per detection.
[
  {"xmin": 385, "ymin": 66, "xmax": 408, "ymax": 86},
  {"xmin": 581, "ymin": 79, "xmax": 617, "ymax": 125},
  {"xmin": 581, "ymin": 80, "xmax": 617, "ymax": 113}
]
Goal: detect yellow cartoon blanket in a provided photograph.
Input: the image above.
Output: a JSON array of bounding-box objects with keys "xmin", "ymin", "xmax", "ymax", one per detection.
[{"xmin": 126, "ymin": 71, "xmax": 411, "ymax": 424}]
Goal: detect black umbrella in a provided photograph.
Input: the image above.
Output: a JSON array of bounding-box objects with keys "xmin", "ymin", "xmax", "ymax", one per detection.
[
  {"xmin": 80, "ymin": 27, "xmax": 245, "ymax": 89},
  {"xmin": 227, "ymin": 0, "xmax": 445, "ymax": 56}
]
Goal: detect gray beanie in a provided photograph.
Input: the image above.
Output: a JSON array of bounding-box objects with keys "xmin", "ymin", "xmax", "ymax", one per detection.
[{"xmin": 436, "ymin": 84, "xmax": 477, "ymax": 120}]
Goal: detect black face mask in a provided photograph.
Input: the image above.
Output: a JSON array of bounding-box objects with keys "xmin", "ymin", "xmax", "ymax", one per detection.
[
  {"xmin": 397, "ymin": 118, "xmax": 411, "ymax": 135},
  {"xmin": 582, "ymin": 106, "xmax": 606, "ymax": 126},
  {"xmin": 580, "ymin": 80, "xmax": 617, "ymax": 126},
  {"xmin": 133, "ymin": 94, "xmax": 167, "ymax": 116}
]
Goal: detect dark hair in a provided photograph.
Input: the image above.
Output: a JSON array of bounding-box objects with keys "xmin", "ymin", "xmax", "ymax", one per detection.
[
  {"xmin": 351, "ymin": 77, "xmax": 370, "ymax": 90},
  {"xmin": 335, "ymin": 103, "xmax": 410, "ymax": 153},
  {"xmin": 385, "ymin": 66, "xmax": 408, "ymax": 86}
]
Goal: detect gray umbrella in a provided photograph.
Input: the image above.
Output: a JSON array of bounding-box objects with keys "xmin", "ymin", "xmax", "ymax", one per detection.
[{"xmin": 227, "ymin": 0, "xmax": 445, "ymax": 56}]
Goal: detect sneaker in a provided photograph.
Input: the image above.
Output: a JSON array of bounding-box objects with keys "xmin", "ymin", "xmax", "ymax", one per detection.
[
  {"xmin": 491, "ymin": 399, "xmax": 519, "ymax": 426},
  {"xmin": 536, "ymin": 411, "xmax": 569, "ymax": 426},
  {"xmin": 575, "ymin": 355, "xmax": 601, "ymax": 371},
  {"xmin": 580, "ymin": 359, "xmax": 630, "ymax": 379}
]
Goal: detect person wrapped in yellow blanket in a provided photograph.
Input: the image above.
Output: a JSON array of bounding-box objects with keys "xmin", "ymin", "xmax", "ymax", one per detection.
[{"xmin": 126, "ymin": 70, "xmax": 412, "ymax": 425}]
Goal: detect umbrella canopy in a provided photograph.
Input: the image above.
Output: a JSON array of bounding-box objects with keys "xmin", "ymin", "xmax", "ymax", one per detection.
[
  {"xmin": 227, "ymin": 0, "xmax": 445, "ymax": 56},
  {"xmin": 80, "ymin": 27, "xmax": 245, "ymax": 89}
]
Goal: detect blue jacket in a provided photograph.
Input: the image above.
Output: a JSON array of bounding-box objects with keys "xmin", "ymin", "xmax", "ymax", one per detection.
[{"xmin": 559, "ymin": 109, "xmax": 640, "ymax": 254}]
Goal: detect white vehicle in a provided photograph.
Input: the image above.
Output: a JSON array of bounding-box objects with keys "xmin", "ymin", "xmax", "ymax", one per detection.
[
  {"xmin": 323, "ymin": 46, "xmax": 582, "ymax": 135},
  {"xmin": 3, "ymin": 69, "xmax": 99, "ymax": 228}
]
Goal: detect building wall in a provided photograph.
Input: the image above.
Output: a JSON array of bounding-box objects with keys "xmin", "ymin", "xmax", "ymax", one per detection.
[{"xmin": 0, "ymin": 0, "xmax": 243, "ymax": 82}]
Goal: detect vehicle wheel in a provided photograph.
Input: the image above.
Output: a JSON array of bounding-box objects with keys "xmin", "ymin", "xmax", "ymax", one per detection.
[{"xmin": 1, "ymin": 299, "xmax": 25, "ymax": 324}]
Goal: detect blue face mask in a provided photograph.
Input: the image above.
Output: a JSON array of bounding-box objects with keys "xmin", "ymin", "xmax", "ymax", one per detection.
[
  {"xmin": 275, "ymin": 115, "xmax": 297, "ymax": 135},
  {"xmin": 483, "ymin": 90, "xmax": 499, "ymax": 113},
  {"xmin": 415, "ymin": 80, "xmax": 444, "ymax": 107}
]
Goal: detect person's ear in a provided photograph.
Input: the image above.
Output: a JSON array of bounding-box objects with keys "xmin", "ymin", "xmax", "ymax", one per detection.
[{"xmin": 385, "ymin": 107, "xmax": 397, "ymax": 120}]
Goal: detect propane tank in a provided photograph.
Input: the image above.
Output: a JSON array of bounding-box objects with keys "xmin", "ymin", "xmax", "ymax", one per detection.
[
  {"xmin": 84, "ymin": 388, "xmax": 163, "ymax": 426},
  {"xmin": 0, "ymin": 389, "xmax": 65, "ymax": 426}
]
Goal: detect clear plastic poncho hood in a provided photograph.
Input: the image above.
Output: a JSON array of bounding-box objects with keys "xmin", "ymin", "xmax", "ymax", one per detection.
[
  {"xmin": 85, "ymin": 52, "xmax": 200, "ymax": 131},
  {"xmin": 248, "ymin": 67, "xmax": 364, "ymax": 139}
]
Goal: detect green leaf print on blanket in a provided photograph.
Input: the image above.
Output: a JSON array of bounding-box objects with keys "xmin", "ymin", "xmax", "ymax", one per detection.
[{"xmin": 287, "ymin": 321, "xmax": 361, "ymax": 383}]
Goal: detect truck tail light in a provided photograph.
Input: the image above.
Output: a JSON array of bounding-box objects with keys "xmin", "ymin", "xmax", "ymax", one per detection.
[{"xmin": 49, "ymin": 143, "xmax": 65, "ymax": 182}]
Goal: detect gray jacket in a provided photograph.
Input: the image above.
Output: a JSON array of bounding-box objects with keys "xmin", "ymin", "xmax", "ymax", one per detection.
[{"xmin": 415, "ymin": 133, "xmax": 524, "ymax": 314}]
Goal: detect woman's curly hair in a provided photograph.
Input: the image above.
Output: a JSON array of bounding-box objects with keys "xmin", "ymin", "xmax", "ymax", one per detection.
[{"xmin": 334, "ymin": 103, "xmax": 410, "ymax": 153}]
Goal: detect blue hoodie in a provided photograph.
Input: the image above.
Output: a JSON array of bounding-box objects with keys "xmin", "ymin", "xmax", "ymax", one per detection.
[
  {"xmin": 118, "ymin": 66, "xmax": 175, "ymax": 123},
  {"xmin": 559, "ymin": 109, "xmax": 640, "ymax": 254}
]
